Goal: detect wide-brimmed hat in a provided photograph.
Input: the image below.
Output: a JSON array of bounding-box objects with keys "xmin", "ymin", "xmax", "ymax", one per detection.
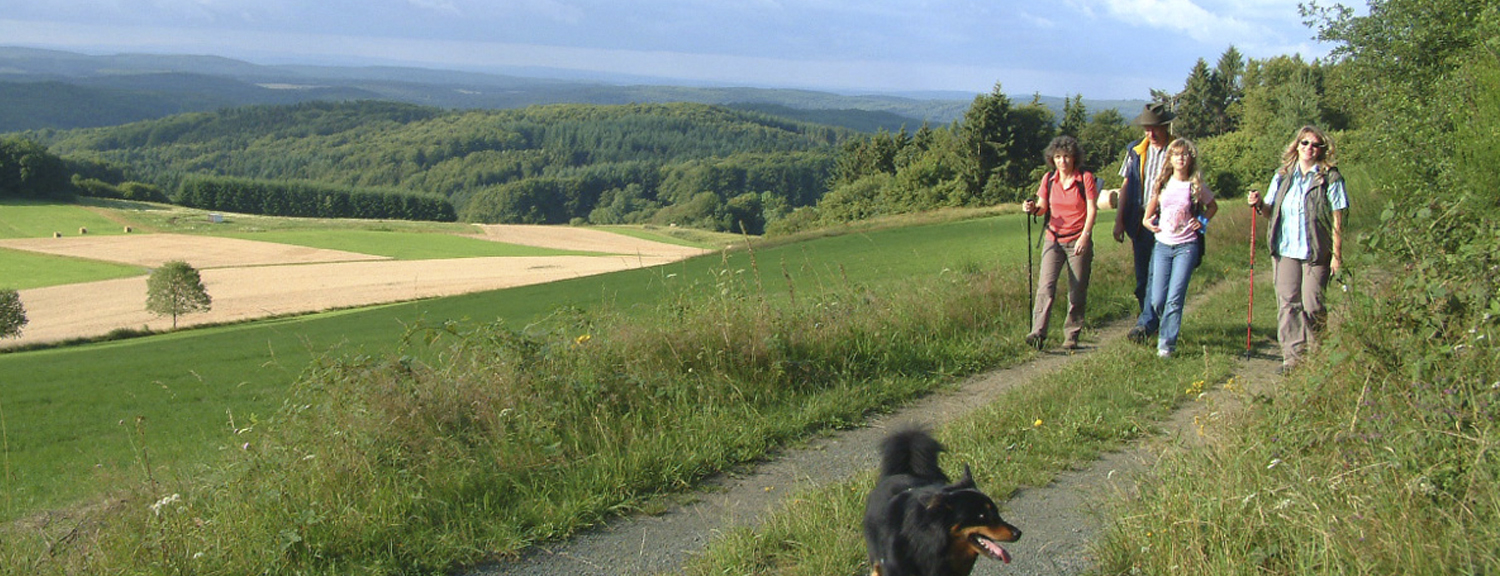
[{"xmin": 1132, "ymin": 102, "xmax": 1175, "ymax": 126}]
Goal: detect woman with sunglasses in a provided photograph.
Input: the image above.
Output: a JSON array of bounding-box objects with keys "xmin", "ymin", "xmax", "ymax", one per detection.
[{"xmin": 1246, "ymin": 125, "xmax": 1350, "ymax": 373}]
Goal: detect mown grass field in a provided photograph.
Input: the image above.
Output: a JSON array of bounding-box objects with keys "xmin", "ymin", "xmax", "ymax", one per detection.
[
  {"xmin": 219, "ymin": 229, "xmax": 602, "ymax": 259},
  {"xmin": 0, "ymin": 247, "xmax": 145, "ymax": 290},
  {"xmin": 0, "ymin": 199, "xmax": 130, "ymax": 238}
]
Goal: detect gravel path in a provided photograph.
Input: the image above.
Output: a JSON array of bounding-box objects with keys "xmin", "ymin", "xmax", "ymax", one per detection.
[{"xmin": 465, "ymin": 282, "xmax": 1285, "ymax": 576}]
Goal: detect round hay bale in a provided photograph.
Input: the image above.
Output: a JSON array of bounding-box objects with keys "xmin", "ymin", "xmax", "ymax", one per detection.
[
  {"xmin": 124, "ymin": 226, "xmax": 133, "ymax": 233},
  {"xmin": 79, "ymin": 227, "xmax": 89, "ymax": 235},
  {"xmin": 54, "ymin": 231, "xmax": 63, "ymax": 238}
]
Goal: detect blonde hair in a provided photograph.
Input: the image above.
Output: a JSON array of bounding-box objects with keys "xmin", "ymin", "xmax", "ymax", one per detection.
[
  {"xmin": 1152, "ymin": 138, "xmax": 1205, "ymax": 203},
  {"xmin": 1278, "ymin": 125, "xmax": 1337, "ymax": 176}
]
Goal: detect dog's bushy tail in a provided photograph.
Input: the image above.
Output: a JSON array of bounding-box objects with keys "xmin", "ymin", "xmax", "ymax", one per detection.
[{"xmin": 879, "ymin": 427, "xmax": 948, "ymax": 482}]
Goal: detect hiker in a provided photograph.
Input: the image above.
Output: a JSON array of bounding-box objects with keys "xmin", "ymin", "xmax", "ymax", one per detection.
[
  {"xmin": 1246, "ymin": 125, "xmax": 1348, "ymax": 373},
  {"xmin": 1113, "ymin": 102, "xmax": 1175, "ymax": 317},
  {"xmin": 1128, "ymin": 138, "xmax": 1217, "ymax": 358},
  {"xmin": 1022, "ymin": 135, "xmax": 1099, "ymax": 351}
]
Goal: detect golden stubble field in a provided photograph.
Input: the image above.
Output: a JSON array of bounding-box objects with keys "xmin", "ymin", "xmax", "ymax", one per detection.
[{"xmin": 0, "ymin": 224, "xmax": 708, "ymax": 349}]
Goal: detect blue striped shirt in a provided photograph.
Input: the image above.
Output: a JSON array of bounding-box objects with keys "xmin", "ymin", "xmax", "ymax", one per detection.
[{"xmin": 1266, "ymin": 166, "xmax": 1349, "ymax": 260}]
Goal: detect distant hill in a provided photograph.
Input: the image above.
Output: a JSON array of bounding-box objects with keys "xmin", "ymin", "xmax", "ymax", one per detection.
[
  {"xmin": 0, "ymin": 47, "xmax": 1141, "ymax": 133},
  {"xmin": 36, "ymin": 100, "xmax": 855, "ymax": 232}
]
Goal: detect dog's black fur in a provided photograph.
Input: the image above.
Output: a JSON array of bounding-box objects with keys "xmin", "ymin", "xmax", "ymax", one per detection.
[{"xmin": 863, "ymin": 428, "xmax": 1021, "ymax": 576}]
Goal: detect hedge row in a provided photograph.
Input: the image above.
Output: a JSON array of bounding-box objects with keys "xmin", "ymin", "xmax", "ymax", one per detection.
[{"xmin": 177, "ymin": 176, "xmax": 456, "ymax": 222}]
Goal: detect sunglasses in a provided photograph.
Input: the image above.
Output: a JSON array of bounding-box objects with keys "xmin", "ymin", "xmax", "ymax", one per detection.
[{"xmin": 1300, "ymin": 140, "xmax": 1327, "ymax": 149}]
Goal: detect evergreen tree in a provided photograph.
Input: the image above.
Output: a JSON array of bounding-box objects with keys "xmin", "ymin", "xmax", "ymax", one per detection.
[
  {"xmin": 1175, "ymin": 59, "xmax": 1217, "ymax": 139},
  {"xmin": 959, "ymin": 83, "xmax": 1017, "ymax": 202},
  {"xmin": 1210, "ymin": 46, "xmax": 1246, "ymax": 135},
  {"xmin": 1060, "ymin": 95, "xmax": 1088, "ymax": 137}
]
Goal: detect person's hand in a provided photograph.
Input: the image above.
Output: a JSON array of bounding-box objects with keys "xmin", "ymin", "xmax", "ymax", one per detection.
[
  {"xmin": 1112, "ymin": 222, "xmax": 1125, "ymax": 243},
  {"xmin": 1142, "ymin": 217, "xmax": 1160, "ymax": 234},
  {"xmin": 1073, "ymin": 233, "xmax": 1092, "ymax": 256},
  {"xmin": 1247, "ymin": 190, "xmax": 1262, "ymax": 208},
  {"xmin": 1022, "ymin": 199, "xmax": 1036, "ymax": 215}
]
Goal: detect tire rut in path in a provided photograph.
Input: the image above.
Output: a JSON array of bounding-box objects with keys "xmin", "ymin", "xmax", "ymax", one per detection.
[{"xmin": 468, "ymin": 288, "xmax": 1281, "ymax": 576}]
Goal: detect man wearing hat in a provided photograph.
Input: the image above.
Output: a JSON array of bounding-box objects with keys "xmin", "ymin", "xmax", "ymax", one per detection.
[{"xmin": 1115, "ymin": 102, "xmax": 1175, "ymax": 339}]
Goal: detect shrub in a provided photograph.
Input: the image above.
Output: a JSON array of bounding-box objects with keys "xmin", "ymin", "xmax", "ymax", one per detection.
[{"xmin": 0, "ymin": 288, "xmax": 27, "ymax": 339}]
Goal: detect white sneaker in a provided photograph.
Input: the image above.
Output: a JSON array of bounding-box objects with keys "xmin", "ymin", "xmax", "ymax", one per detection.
[{"xmin": 1157, "ymin": 349, "xmax": 1171, "ymax": 359}]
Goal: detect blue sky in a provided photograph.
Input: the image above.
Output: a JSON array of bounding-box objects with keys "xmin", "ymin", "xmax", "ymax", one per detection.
[{"xmin": 0, "ymin": 0, "xmax": 1345, "ymax": 99}]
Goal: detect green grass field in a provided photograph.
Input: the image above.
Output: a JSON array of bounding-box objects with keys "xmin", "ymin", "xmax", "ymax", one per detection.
[
  {"xmin": 0, "ymin": 200, "xmax": 130, "ymax": 239},
  {"xmin": 0, "ymin": 248, "xmax": 145, "ymax": 290},
  {"xmin": 1, "ymin": 205, "xmax": 1107, "ymax": 523}
]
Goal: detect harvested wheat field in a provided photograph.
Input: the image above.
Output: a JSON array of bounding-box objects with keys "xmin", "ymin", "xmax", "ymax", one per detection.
[{"xmin": 3, "ymin": 226, "xmax": 709, "ymax": 349}]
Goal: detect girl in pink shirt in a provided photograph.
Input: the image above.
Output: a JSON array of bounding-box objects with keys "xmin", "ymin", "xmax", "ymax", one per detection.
[{"xmin": 1127, "ymin": 138, "xmax": 1218, "ymax": 357}]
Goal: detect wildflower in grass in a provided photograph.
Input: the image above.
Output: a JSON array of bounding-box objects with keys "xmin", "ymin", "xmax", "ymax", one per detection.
[
  {"xmin": 1033, "ymin": 418, "xmax": 1044, "ymax": 428},
  {"xmin": 1185, "ymin": 380, "xmax": 1205, "ymax": 396},
  {"xmin": 151, "ymin": 493, "xmax": 182, "ymax": 516},
  {"xmin": 576, "ymin": 334, "xmax": 592, "ymax": 345}
]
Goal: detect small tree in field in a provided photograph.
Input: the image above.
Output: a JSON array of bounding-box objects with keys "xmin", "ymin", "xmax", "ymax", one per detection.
[
  {"xmin": 0, "ymin": 288, "xmax": 27, "ymax": 339},
  {"xmin": 146, "ymin": 261, "xmax": 212, "ymax": 329}
]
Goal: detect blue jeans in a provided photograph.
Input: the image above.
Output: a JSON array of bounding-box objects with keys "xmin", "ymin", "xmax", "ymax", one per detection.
[{"xmin": 1135, "ymin": 240, "xmax": 1201, "ymax": 354}]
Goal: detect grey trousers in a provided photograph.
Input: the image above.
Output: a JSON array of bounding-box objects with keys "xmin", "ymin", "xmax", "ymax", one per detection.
[
  {"xmin": 1031, "ymin": 236, "xmax": 1093, "ymax": 342},
  {"xmin": 1273, "ymin": 255, "xmax": 1330, "ymax": 366}
]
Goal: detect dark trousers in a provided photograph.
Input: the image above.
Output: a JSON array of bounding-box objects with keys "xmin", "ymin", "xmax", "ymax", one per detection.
[{"xmin": 1129, "ymin": 228, "xmax": 1155, "ymax": 313}]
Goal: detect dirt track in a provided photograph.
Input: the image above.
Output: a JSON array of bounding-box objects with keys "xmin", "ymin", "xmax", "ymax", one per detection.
[{"xmin": 1, "ymin": 226, "xmax": 708, "ymax": 349}]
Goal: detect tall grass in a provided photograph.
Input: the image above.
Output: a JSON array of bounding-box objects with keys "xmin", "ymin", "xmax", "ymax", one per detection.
[
  {"xmin": 0, "ymin": 210, "xmax": 1047, "ymax": 524},
  {"xmin": 677, "ymin": 204, "xmax": 1263, "ymax": 576},
  {"xmin": 0, "ymin": 209, "xmax": 1138, "ymax": 574}
]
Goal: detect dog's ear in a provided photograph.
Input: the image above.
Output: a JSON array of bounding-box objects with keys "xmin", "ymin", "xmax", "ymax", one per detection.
[{"xmin": 951, "ymin": 464, "xmax": 976, "ymax": 490}]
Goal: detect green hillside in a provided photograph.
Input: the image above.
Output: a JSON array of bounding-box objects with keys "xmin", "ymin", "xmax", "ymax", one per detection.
[{"xmin": 32, "ymin": 101, "xmax": 849, "ymax": 233}]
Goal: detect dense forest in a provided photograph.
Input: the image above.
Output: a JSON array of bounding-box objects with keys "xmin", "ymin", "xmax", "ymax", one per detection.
[
  {"xmin": 13, "ymin": 92, "xmax": 1138, "ymax": 233},
  {"xmin": 18, "ymin": 102, "xmax": 848, "ymax": 233}
]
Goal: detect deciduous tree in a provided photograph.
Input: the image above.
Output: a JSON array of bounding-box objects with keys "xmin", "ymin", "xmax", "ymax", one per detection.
[
  {"xmin": 0, "ymin": 288, "xmax": 27, "ymax": 339},
  {"xmin": 146, "ymin": 261, "xmax": 212, "ymax": 329}
]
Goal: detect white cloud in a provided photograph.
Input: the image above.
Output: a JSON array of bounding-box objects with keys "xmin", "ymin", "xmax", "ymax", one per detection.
[
  {"xmin": 406, "ymin": 0, "xmax": 461, "ymax": 17},
  {"xmin": 1099, "ymin": 0, "xmax": 1262, "ymax": 42}
]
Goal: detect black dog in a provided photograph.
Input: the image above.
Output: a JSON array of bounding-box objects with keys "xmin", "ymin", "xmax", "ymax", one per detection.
[{"xmin": 863, "ymin": 428, "xmax": 1020, "ymax": 576}]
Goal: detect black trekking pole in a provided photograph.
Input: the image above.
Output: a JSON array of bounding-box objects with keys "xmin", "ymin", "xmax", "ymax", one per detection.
[{"xmin": 1026, "ymin": 209, "xmax": 1035, "ymax": 316}]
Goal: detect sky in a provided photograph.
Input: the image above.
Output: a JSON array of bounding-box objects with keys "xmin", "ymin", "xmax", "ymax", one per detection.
[{"xmin": 0, "ymin": 0, "xmax": 1347, "ymax": 100}]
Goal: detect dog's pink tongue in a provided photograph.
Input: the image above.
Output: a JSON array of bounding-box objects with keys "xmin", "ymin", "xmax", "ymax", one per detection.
[{"xmin": 981, "ymin": 539, "xmax": 1012, "ymax": 564}]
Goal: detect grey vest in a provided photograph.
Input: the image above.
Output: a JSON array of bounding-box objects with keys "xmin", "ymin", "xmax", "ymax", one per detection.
[{"xmin": 1268, "ymin": 167, "xmax": 1342, "ymax": 264}]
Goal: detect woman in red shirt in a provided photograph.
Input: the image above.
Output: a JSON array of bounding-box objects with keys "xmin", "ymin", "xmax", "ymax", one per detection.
[{"xmin": 1022, "ymin": 135, "xmax": 1099, "ymax": 350}]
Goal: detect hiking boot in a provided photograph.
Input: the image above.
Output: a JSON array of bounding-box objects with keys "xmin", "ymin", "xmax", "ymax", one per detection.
[
  {"xmin": 1025, "ymin": 333, "xmax": 1045, "ymax": 350},
  {"xmin": 1157, "ymin": 349, "xmax": 1172, "ymax": 359},
  {"xmin": 1062, "ymin": 335, "xmax": 1080, "ymax": 350},
  {"xmin": 1127, "ymin": 327, "xmax": 1148, "ymax": 344}
]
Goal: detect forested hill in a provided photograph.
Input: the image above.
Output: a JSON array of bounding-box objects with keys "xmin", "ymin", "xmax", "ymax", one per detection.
[
  {"xmin": 35, "ymin": 100, "xmax": 854, "ymax": 232},
  {"xmin": 0, "ymin": 48, "xmax": 962, "ymax": 133}
]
